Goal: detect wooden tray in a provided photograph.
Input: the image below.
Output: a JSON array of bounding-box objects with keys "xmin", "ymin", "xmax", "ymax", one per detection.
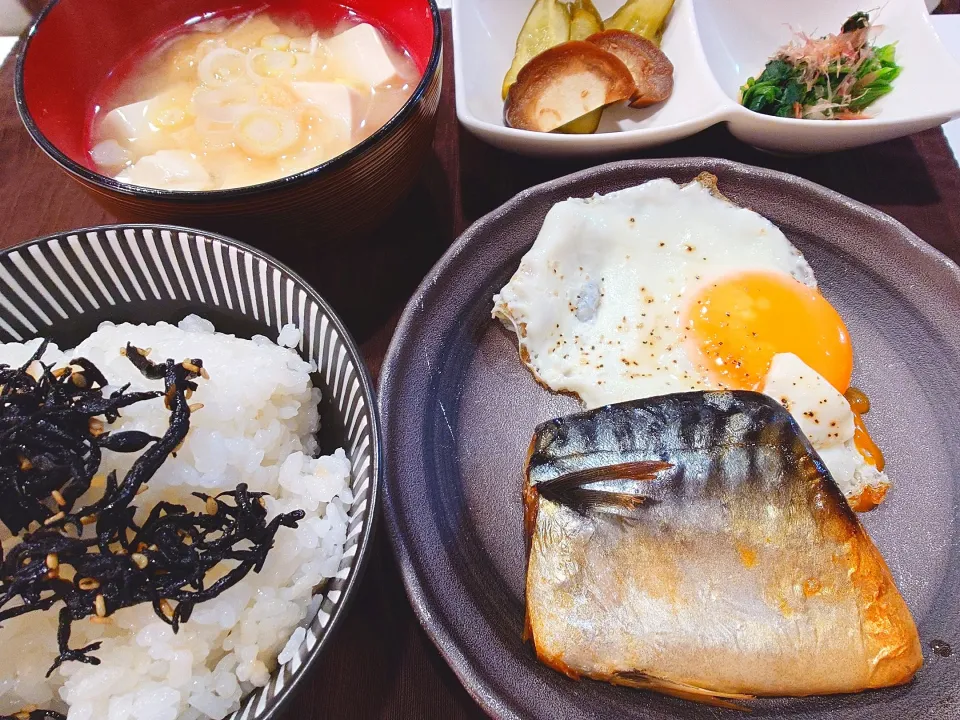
[{"xmin": 1, "ymin": 9, "xmax": 959, "ymax": 718}]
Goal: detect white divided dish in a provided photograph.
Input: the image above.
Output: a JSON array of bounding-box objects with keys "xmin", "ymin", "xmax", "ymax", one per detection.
[{"xmin": 453, "ymin": 0, "xmax": 960, "ymax": 156}]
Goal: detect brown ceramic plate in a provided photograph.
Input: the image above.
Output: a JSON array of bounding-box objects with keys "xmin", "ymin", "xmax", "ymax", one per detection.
[{"xmin": 378, "ymin": 158, "xmax": 960, "ymax": 719}]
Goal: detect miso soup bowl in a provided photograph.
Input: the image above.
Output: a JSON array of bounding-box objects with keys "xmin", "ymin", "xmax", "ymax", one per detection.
[{"xmin": 15, "ymin": 0, "xmax": 442, "ymax": 241}]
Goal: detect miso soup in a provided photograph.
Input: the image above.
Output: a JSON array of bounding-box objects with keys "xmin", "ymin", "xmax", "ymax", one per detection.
[{"xmin": 89, "ymin": 11, "xmax": 420, "ymax": 191}]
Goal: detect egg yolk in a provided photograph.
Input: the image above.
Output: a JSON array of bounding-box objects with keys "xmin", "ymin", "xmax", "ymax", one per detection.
[
  {"xmin": 684, "ymin": 271, "xmax": 853, "ymax": 392},
  {"xmin": 845, "ymin": 386, "xmax": 886, "ymax": 472}
]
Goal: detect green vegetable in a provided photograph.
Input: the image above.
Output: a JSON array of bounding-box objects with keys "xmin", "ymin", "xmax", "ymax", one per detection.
[
  {"xmin": 739, "ymin": 13, "xmax": 901, "ymax": 120},
  {"xmin": 848, "ymin": 43, "xmax": 901, "ymax": 112}
]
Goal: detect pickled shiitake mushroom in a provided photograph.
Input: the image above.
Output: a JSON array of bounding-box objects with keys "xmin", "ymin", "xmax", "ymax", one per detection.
[
  {"xmin": 586, "ymin": 29, "xmax": 673, "ymax": 107},
  {"xmin": 501, "ymin": 0, "xmax": 677, "ymax": 134},
  {"xmin": 504, "ymin": 41, "xmax": 636, "ymax": 132}
]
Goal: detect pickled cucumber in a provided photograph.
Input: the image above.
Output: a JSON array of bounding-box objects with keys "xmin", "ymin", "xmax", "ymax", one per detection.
[
  {"xmin": 604, "ymin": 0, "xmax": 675, "ymax": 44},
  {"xmin": 502, "ymin": 0, "xmax": 571, "ymax": 100},
  {"xmin": 569, "ymin": 0, "xmax": 603, "ymax": 40}
]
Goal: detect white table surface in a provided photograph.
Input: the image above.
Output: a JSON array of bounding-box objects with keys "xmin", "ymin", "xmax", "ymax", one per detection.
[{"xmin": 0, "ymin": 12, "xmax": 956, "ymax": 161}]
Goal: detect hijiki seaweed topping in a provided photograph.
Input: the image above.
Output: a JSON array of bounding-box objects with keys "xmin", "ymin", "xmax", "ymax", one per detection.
[
  {"xmin": 0, "ymin": 709, "xmax": 66, "ymax": 720},
  {"xmin": 740, "ymin": 12, "xmax": 901, "ymax": 120},
  {"xmin": 0, "ymin": 340, "xmax": 304, "ymax": 702}
]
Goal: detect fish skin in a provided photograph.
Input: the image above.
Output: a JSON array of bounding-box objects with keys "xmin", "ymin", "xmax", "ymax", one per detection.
[{"xmin": 524, "ymin": 390, "xmax": 922, "ymax": 701}]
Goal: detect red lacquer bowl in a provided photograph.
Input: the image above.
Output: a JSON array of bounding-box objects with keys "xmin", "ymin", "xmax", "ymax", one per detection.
[{"xmin": 15, "ymin": 0, "xmax": 442, "ymax": 241}]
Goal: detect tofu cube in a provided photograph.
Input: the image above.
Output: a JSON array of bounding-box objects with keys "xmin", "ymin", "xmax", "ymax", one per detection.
[
  {"xmin": 116, "ymin": 150, "xmax": 211, "ymax": 191},
  {"xmin": 291, "ymin": 81, "xmax": 363, "ymax": 141},
  {"xmin": 98, "ymin": 100, "xmax": 152, "ymax": 143},
  {"xmin": 324, "ymin": 23, "xmax": 399, "ymax": 88},
  {"xmin": 90, "ymin": 139, "xmax": 133, "ymax": 170}
]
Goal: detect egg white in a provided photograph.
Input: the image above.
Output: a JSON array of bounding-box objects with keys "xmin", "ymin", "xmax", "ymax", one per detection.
[
  {"xmin": 763, "ymin": 352, "xmax": 889, "ymax": 505},
  {"xmin": 493, "ymin": 177, "xmax": 815, "ymax": 409}
]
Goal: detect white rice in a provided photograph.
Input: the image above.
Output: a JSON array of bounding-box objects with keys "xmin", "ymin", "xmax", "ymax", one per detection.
[{"xmin": 0, "ymin": 316, "xmax": 353, "ymax": 720}]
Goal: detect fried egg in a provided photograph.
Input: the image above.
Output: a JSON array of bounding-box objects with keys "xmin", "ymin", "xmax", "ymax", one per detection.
[
  {"xmin": 763, "ymin": 352, "xmax": 888, "ymax": 510},
  {"xmin": 493, "ymin": 175, "xmax": 889, "ymax": 509}
]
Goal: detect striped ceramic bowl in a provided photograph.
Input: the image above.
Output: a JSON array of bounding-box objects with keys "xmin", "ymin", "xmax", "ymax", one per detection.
[
  {"xmin": 15, "ymin": 0, "xmax": 442, "ymax": 241},
  {"xmin": 0, "ymin": 224, "xmax": 381, "ymax": 720}
]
